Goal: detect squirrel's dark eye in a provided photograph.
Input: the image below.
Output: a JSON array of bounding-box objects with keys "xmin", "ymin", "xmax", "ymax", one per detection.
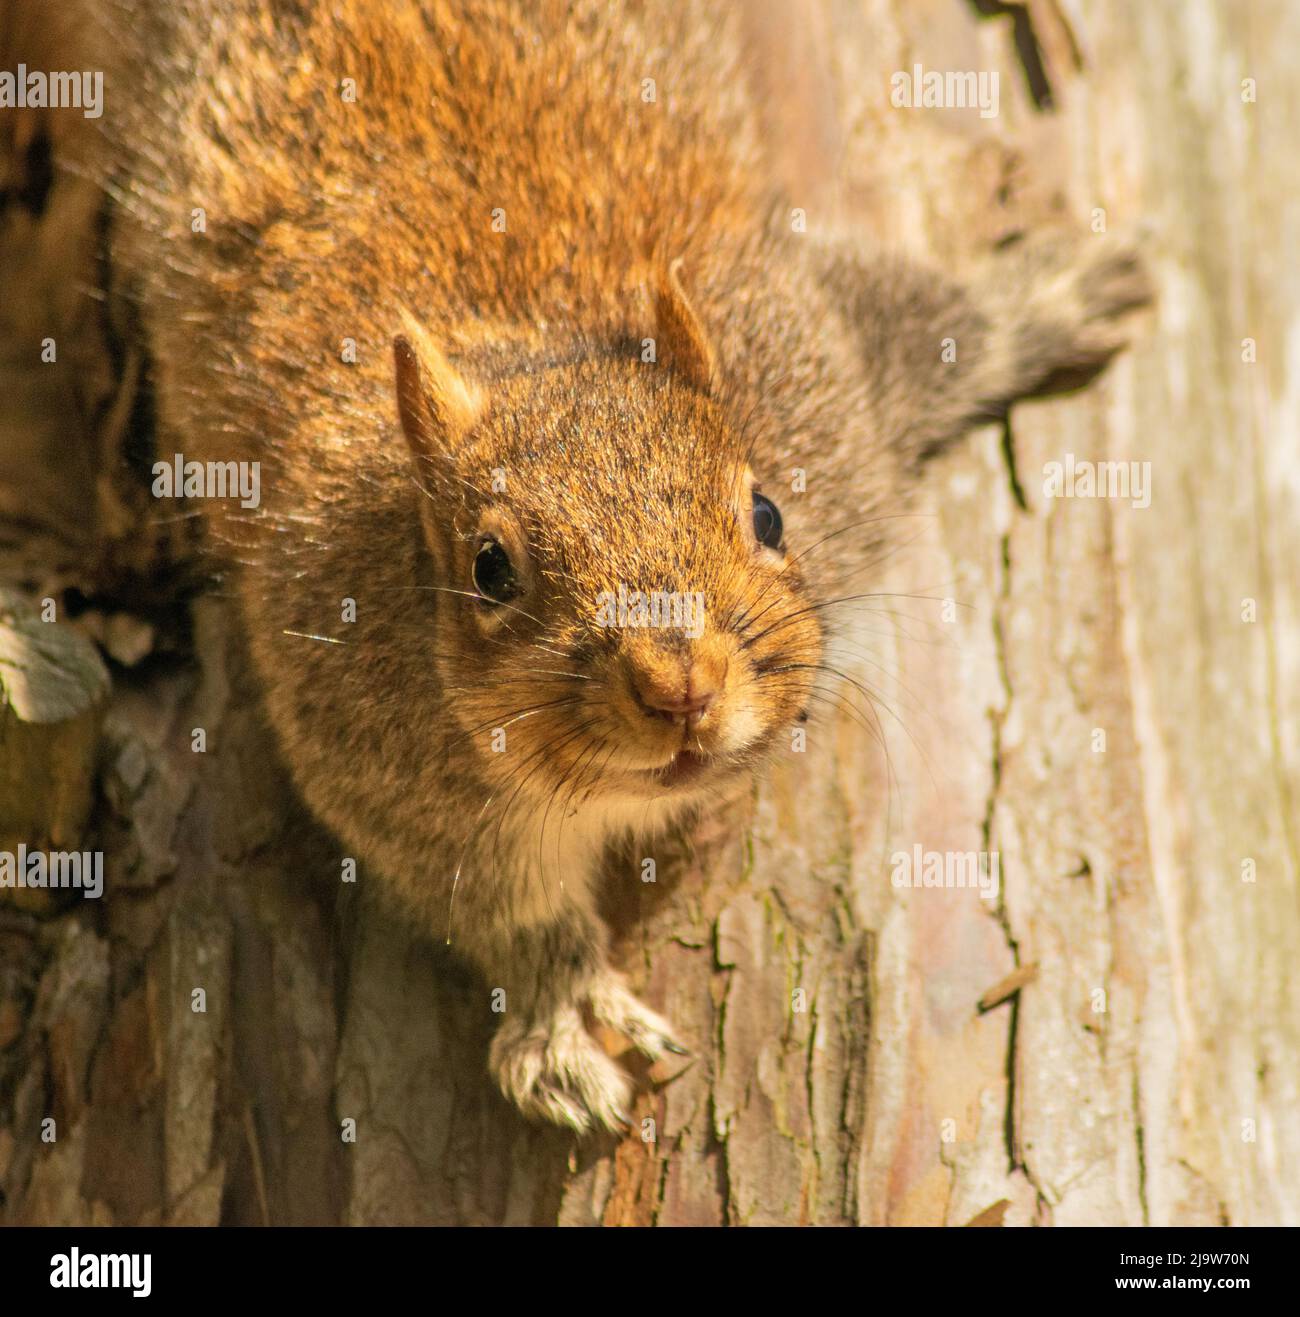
[
  {"xmin": 473, "ymin": 539, "xmax": 518, "ymax": 604},
  {"xmin": 751, "ymin": 490, "xmax": 784, "ymax": 551}
]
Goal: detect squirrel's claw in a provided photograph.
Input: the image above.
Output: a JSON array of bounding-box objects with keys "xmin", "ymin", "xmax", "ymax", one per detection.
[{"xmin": 587, "ymin": 970, "xmax": 689, "ymax": 1062}]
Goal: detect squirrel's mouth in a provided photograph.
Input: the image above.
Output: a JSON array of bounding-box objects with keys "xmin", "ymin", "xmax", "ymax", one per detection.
[{"xmin": 645, "ymin": 749, "xmax": 711, "ymax": 789}]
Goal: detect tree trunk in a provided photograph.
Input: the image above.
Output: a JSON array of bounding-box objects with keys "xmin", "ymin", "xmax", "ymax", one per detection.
[{"xmin": 2, "ymin": 0, "xmax": 1296, "ymax": 1226}]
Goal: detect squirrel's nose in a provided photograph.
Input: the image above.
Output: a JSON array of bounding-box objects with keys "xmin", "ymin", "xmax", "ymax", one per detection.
[{"xmin": 633, "ymin": 664, "xmax": 723, "ymax": 728}]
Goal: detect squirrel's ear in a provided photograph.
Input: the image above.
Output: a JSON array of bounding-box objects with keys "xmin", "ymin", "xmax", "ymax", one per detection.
[
  {"xmin": 393, "ymin": 312, "xmax": 486, "ymax": 463},
  {"xmin": 655, "ymin": 258, "xmax": 716, "ymax": 394}
]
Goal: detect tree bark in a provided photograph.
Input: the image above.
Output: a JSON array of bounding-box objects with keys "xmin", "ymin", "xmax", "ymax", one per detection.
[{"xmin": 1, "ymin": 0, "xmax": 1296, "ymax": 1226}]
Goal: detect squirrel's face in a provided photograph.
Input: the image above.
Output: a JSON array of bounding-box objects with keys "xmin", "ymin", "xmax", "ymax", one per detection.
[{"xmin": 398, "ymin": 346, "xmax": 821, "ymax": 808}]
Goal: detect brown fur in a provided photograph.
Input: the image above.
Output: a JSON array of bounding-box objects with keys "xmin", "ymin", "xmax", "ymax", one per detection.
[{"xmin": 84, "ymin": 0, "xmax": 1151, "ymax": 1129}]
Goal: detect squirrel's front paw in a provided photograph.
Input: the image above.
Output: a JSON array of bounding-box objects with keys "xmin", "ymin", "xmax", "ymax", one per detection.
[
  {"xmin": 996, "ymin": 230, "xmax": 1155, "ymax": 394},
  {"xmin": 488, "ymin": 977, "xmax": 688, "ymax": 1133},
  {"xmin": 1051, "ymin": 235, "xmax": 1154, "ymax": 362},
  {"xmin": 489, "ymin": 1004, "xmax": 634, "ymax": 1133}
]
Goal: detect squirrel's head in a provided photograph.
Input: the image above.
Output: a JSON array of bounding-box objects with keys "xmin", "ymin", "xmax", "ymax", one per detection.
[{"xmin": 393, "ymin": 272, "xmax": 820, "ymax": 809}]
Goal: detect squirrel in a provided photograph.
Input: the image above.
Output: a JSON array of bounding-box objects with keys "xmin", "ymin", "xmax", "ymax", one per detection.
[{"xmin": 84, "ymin": 0, "xmax": 1152, "ymax": 1130}]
